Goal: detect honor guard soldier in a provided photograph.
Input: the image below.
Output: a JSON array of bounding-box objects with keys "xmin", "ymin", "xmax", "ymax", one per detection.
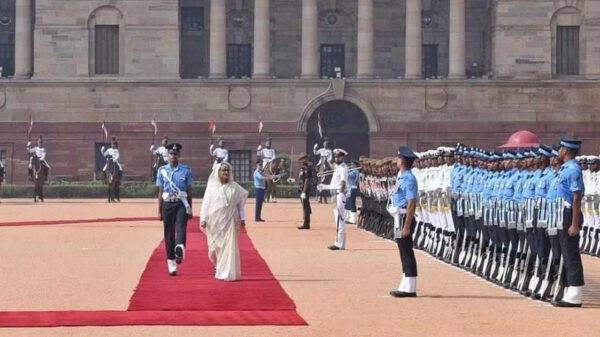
[
  {"xmin": 297, "ymin": 152, "xmax": 313, "ymax": 230},
  {"xmin": 389, "ymin": 146, "xmax": 419, "ymax": 298},
  {"xmin": 257, "ymin": 138, "xmax": 276, "ymax": 167},
  {"xmin": 151, "ymin": 136, "xmax": 170, "ymax": 163},
  {"xmin": 27, "ymin": 135, "xmax": 51, "ymax": 181},
  {"xmin": 345, "ymin": 160, "xmax": 360, "ymax": 224},
  {"xmin": 101, "ymin": 136, "xmax": 124, "ymax": 181},
  {"xmin": 156, "ymin": 143, "xmax": 194, "ymax": 276},
  {"xmin": 553, "ymin": 137, "xmax": 585, "ymax": 307},
  {"xmin": 318, "ymin": 148, "xmax": 349, "ymax": 250},
  {"xmin": 210, "ymin": 138, "xmax": 229, "ymax": 166}
]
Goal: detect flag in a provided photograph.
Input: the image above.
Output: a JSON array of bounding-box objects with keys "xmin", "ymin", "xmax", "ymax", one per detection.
[
  {"xmin": 151, "ymin": 118, "xmax": 158, "ymax": 136},
  {"xmin": 317, "ymin": 111, "xmax": 323, "ymax": 139},
  {"xmin": 27, "ymin": 115, "xmax": 34, "ymax": 136},
  {"xmin": 101, "ymin": 121, "xmax": 108, "ymax": 140},
  {"xmin": 258, "ymin": 120, "xmax": 264, "ymax": 134},
  {"xmin": 208, "ymin": 120, "xmax": 216, "ymax": 135}
]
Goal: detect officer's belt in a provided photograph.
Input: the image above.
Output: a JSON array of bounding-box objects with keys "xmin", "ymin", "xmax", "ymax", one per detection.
[{"xmin": 162, "ymin": 191, "xmax": 188, "ymax": 202}]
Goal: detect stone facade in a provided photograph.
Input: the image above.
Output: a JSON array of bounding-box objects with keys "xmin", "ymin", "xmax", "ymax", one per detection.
[{"xmin": 0, "ymin": 0, "xmax": 599, "ymax": 183}]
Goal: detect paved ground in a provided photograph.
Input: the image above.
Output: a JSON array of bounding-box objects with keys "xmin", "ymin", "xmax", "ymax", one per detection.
[{"xmin": 0, "ymin": 198, "xmax": 599, "ymax": 337}]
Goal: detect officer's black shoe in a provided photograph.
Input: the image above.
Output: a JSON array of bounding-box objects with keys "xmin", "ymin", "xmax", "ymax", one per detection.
[
  {"xmin": 389, "ymin": 291, "xmax": 417, "ymax": 298},
  {"xmin": 297, "ymin": 225, "xmax": 310, "ymax": 230},
  {"xmin": 531, "ymin": 293, "xmax": 542, "ymax": 300},
  {"xmin": 328, "ymin": 245, "xmax": 341, "ymax": 250},
  {"xmin": 255, "ymin": 219, "xmax": 266, "ymax": 222},
  {"xmin": 169, "ymin": 271, "xmax": 177, "ymax": 276},
  {"xmin": 552, "ymin": 300, "xmax": 582, "ymax": 308},
  {"xmin": 175, "ymin": 245, "xmax": 185, "ymax": 264}
]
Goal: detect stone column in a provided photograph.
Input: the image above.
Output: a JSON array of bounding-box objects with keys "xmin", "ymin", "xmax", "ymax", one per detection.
[
  {"xmin": 357, "ymin": 0, "xmax": 374, "ymax": 78},
  {"xmin": 404, "ymin": 0, "xmax": 422, "ymax": 79},
  {"xmin": 14, "ymin": 0, "xmax": 33, "ymax": 78},
  {"xmin": 253, "ymin": 0, "xmax": 271, "ymax": 78},
  {"xmin": 448, "ymin": 0, "xmax": 466, "ymax": 79},
  {"xmin": 301, "ymin": 0, "xmax": 319, "ymax": 79},
  {"xmin": 209, "ymin": 0, "xmax": 227, "ymax": 78}
]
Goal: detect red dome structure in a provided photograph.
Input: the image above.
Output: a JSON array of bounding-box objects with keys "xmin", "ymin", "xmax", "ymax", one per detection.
[{"xmin": 498, "ymin": 130, "xmax": 540, "ymax": 149}]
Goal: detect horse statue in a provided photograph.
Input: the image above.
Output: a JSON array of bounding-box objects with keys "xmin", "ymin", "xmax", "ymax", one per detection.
[
  {"xmin": 105, "ymin": 156, "xmax": 121, "ymax": 202},
  {"xmin": 151, "ymin": 154, "xmax": 167, "ymax": 182},
  {"xmin": 264, "ymin": 158, "xmax": 286, "ymax": 203},
  {"xmin": 31, "ymin": 155, "xmax": 49, "ymax": 202},
  {"xmin": 315, "ymin": 155, "xmax": 333, "ymax": 204}
]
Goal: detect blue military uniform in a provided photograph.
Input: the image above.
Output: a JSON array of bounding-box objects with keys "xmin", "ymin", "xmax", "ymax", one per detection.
[
  {"xmin": 554, "ymin": 138, "xmax": 585, "ymax": 307},
  {"xmin": 390, "ymin": 146, "xmax": 419, "ymax": 298},
  {"xmin": 156, "ymin": 143, "xmax": 193, "ymax": 275}
]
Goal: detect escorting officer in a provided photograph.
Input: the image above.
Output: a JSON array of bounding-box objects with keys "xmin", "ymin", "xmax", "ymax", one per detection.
[
  {"xmin": 27, "ymin": 135, "xmax": 51, "ymax": 181},
  {"xmin": 156, "ymin": 143, "xmax": 194, "ymax": 276},
  {"xmin": 210, "ymin": 138, "xmax": 229, "ymax": 165},
  {"xmin": 553, "ymin": 137, "xmax": 585, "ymax": 307},
  {"xmin": 150, "ymin": 136, "xmax": 170, "ymax": 163},
  {"xmin": 318, "ymin": 148, "xmax": 349, "ymax": 250},
  {"xmin": 297, "ymin": 152, "xmax": 313, "ymax": 230},
  {"xmin": 101, "ymin": 136, "xmax": 123, "ymax": 180},
  {"xmin": 257, "ymin": 138, "xmax": 276, "ymax": 167},
  {"xmin": 253, "ymin": 161, "xmax": 273, "ymax": 222},
  {"xmin": 390, "ymin": 146, "xmax": 419, "ymax": 298},
  {"xmin": 345, "ymin": 160, "xmax": 360, "ymax": 224}
]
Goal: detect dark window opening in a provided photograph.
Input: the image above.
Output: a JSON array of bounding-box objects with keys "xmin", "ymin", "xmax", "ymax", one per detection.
[
  {"xmin": 95, "ymin": 25, "xmax": 119, "ymax": 75},
  {"xmin": 556, "ymin": 26, "xmax": 579, "ymax": 76},
  {"xmin": 229, "ymin": 150, "xmax": 251, "ymax": 182},
  {"xmin": 320, "ymin": 44, "xmax": 345, "ymax": 78},
  {"xmin": 422, "ymin": 44, "xmax": 438, "ymax": 79},
  {"xmin": 180, "ymin": 5, "xmax": 205, "ymax": 79},
  {"xmin": 0, "ymin": 0, "xmax": 15, "ymax": 77},
  {"xmin": 227, "ymin": 44, "xmax": 252, "ymax": 78}
]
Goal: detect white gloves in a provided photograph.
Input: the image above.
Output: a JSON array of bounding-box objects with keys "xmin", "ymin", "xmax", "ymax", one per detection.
[
  {"xmin": 300, "ymin": 193, "xmax": 306, "ymax": 200},
  {"xmin": 27, "ymin": 142, "xmax": 31, "ymax": 147},
  {"xmin": 150, "ymin": 145, "xmax": 155, "ymax": 152},
  {"xmin": 317, "ymin": 184, "xmax": 324, "ymax": 192},
  {"xmin": 209, "ymin": 144, "xmax": 214, "ymax": 151},
  {"xmin": 313, "ymin": 144, "xmax": 318, "ymax": 151},
  {"xmin": 257, "ymin": 145, "xmax": 262, "ymax": 151},
  {"xmin": 101, "ymin": 146, "xmax": 106, "ymax": 152}
]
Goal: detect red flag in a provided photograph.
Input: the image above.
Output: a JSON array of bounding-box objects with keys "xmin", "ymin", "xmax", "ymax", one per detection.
[
  {"xmin": 317, "ymin": 111, "xmax": 323, "ymax": 139},
  {"xmin": 151, "ymin": 118, "xmax": 158, "ymax": 136},
  {"xmin": 101, "ymin": 121, "xmax": 108, "ymax": 140},
  {"xmin": 27, "ymin": 115, "xmax": 34, "ymax": 136},
  {"xmin": 208, "ymin": 120, "xmax": 216, "ymax": 135},
  {"xmin": 258, "ymin": 120, "xmax": 264, "ymax": 134}
]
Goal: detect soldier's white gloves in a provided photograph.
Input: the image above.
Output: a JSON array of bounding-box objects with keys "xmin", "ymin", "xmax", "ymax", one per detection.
[
  {"xmin": 101, "ymin": 146, "xmax": 106, "ymax": 152},
  {"xmin": 317, "ymin": 184, "xmax": 324, "ymax": 192},
  {"xmin": 150, "ymin": 145, "xmax": 155, "ymax": 152},
  {"xmin": 209, "ymin": 144, "xmax": 214, "ymax": 151},
  {"xmin": 300, "ymin": 193, "xmax": 306, "ymax": 200},
  {"xmin": 313, "ymin": 144, "xmax": 318, "ymax": 151},
  {"xmin": 257, "ymin": 145, "xmax": 262, "ymax": 151},
  {"xmin": 27, "ymin": 142, "xmax": 31, "ymax": 147}
]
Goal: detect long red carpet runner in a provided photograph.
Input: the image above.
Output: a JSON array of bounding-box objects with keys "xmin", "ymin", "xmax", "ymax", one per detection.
[{"xmin": 0, "ymin": 218, "xmax": 306, "ymax": 327}]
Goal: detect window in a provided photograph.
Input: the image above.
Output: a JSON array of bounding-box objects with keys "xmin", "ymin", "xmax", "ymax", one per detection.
[
  {"xmin": 227, "ymin": 44, "xmax": 252, "ymax": 78},
  {"xmin": 556, "ymin": 26, "xmax": 579, "ymax": 76},
  {"xmin": 422, "ymin": 44, "xmax": 438, "ymax": 79},
  {"xmin": 180, "ymin": 6, "xmax": 205, "ymax": 79},
  {"xmin": 0, "ymin": 0, "xmax": 15, "ymax": 77},
  {"xmin": 320, "ymin": 44, "xmax": 345, "ymax": 78},
  {"xmin": 95, "ymin": 25, "xmax": 119, "ymax": 75},
  {"xmin": 229, "ymin": 150, "xmax": 251, "ymax": 182}
]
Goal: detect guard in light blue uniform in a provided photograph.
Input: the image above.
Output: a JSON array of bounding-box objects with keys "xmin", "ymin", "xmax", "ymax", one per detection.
[
  {"xmin": 156, "ymin": 143, "xmax": 194, "ymax": 276},
  {"xmin": 390, "ymin": 146, "xmax": 419, "ymax": 298},
  {"xmin": 345, "ymin": 160, "xmax": 361, "ymax": 224},
  {"xmin": 553, "ymin": 137, "xmax": 585, "ymax": 307}
]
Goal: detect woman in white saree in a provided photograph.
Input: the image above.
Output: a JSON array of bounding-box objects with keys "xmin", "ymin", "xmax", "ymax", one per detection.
[{"xmin": 200, "ymin": 162, "xmax": 248, "ymax": 281}]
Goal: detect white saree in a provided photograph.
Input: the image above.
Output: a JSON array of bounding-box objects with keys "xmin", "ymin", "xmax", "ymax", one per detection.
[{"xmin": 201, "ymin": 163, "xmax": 248, "ymax": 281}]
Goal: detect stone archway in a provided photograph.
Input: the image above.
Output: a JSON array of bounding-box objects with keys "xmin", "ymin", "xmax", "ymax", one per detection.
[{"xmin": 306, "ymin": 100, "xmax": 370, "ymax": 161}]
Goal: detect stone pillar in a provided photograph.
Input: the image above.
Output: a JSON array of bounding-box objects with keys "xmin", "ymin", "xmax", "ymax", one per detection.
[
  {"xmin": 357, "ymin": 0, "xmax": 374, "ymax": 79},
  {"xmin": 404, "ymin": 0, "xmax": 422, "ymax": 79},
  {"xmin": 209, "ymin": 0, "xmax": 227, "ymax": 78},
  {"xmin": 253, "ymin": 0, "xmax": 271, "ymax": 78},
  {"xmin": 14, "ymin": 0, "xmax": 33, "ymax": 78},
  {"xmin": 448, "ymin": 0, "xmax": 466, "ymax": 79},
  {"xmin": 301, "ymin": 0, "xmax": 319, "ymax": 79}
]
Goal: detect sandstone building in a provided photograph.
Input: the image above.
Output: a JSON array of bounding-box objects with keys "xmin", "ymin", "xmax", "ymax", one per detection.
[{"xmin": 0, "ymin": 0, "xmax": 598, "ymax": 182}]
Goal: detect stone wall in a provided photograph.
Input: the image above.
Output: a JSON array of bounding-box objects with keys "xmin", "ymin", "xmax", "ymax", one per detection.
[
  {"xmin": 0, "ymin": 78, "xmax": 599, "ymax": 182},
  {"xmin": 492, "ymin": 0, "xmax": 600, "ymax": 79}
]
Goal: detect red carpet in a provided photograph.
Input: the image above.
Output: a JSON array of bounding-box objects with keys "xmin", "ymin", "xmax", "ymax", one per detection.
[{"xmin": 0, "ymin": 218, "xmax": 306, "ymax": 327}]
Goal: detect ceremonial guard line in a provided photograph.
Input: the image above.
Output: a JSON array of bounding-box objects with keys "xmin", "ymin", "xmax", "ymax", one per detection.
[{"xmin": 358, "ymin": 139, "xmax": 597, "ymax": 307}]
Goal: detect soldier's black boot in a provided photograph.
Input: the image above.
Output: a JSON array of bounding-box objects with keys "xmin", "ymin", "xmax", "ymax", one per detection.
[{"xmin": 298, "ymin": 214, "xmax": 310, "ymax": 230}]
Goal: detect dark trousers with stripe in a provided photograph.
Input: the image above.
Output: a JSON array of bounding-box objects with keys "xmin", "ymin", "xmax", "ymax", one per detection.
[
  {"xmin": 162, "ymin": 201, "xmax": 188, "ymax": 260},
  {"xmin": 559, "ymin": 209, "xmax": 585, "ymax": 287},
  {"xmin": 255, "ymin": 187, "xmax": 265, "ymax": 220},
  {"xmin": 395, "ymin": 217, "xmax": 418, "ymax": 277}
]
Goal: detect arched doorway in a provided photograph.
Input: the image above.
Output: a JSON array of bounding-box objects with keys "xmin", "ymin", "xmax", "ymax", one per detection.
[{"xmin": 306, "ymin": 100, "xmax": 370, "ymax": 161}]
